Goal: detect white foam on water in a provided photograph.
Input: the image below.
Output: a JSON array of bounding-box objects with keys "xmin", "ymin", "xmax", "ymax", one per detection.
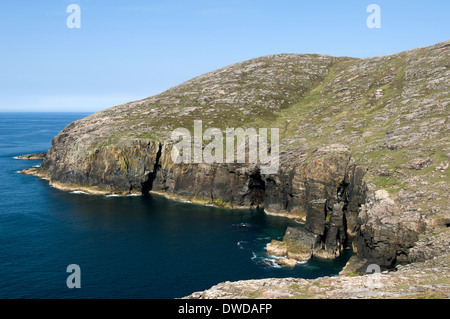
[
  {"xmin": 238, "ymin": 223, "xmax": 251, "ymax": 227},
  {"xmin": 71, "ymin": 191, "xmax": 90, "ymax": 195},
  {"xmin": 237, "ymin": 241, "xmax": 248, "ymax": 249},
  {"xmin": 250, "ymin": 251, "xmax": 285, "ymax": 268},
  {"xmin": 262, "ymin": 258, "xmax": 282, "ymax": 268},
  {"xmin": 232, "ymin": 222, "xmax": 252, "ymax": 228},
  {"xmin": 266, "ymin": 254, "xmax": 283, "ymax": 260}
]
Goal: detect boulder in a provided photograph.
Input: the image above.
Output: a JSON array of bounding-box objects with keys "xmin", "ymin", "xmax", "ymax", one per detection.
[
  {"xmin": 356, "ymin": 190, "xmax": 428, "ymax": 267},
  {"xmin": 400, "ymin": 157, "xmax": 432, "ymax": 170},
  {"xmin": 284, "ymin": 227, "xmax": 322, "ymax": 261},
  {"xmin": 339, "ymin": 256, "xmax": 369, "ymax": 276},
  {"xmin": 275, "ymin": 258, "xmax": 298, "ymax": 267},
  {"xmin": 266, "ymin": 240, "xmax": 287, "ymax": 257}
]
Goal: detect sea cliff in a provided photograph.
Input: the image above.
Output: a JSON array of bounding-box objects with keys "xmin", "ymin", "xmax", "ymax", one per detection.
[{"xmin": 21, "ymin": 41, "xmax": 449, "ymax": 292}]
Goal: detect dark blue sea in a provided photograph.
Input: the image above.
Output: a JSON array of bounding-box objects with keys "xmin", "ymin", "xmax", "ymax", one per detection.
[{"xmin": 0, "ymin": 112, "xmax": 351, "ymax": 299}]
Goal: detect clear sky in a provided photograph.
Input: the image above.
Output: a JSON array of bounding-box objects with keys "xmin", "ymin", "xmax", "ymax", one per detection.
[{"xmin": 1, "ymin": 0, "xmax": 449, "ymax": 112}]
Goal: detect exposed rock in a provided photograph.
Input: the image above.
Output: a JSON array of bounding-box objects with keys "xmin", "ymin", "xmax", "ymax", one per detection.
[
  {"xmin": 322, "ymin": 202, "xmax": 346, "ymax": 258},
  {"xmin": 356, "ymin": 189, "xmax": 428, "ymax": 267},
  {"xmin": 283, "ymin": 227, "xmax": 322, "ymax": 261},
  {"xmin": 274, "ymin": 258, "xmax": 298, "ymax": 267},
  {"xmin": 400, "ymin": 157, "xmax": 432, "ymax": 170},
  {"xmin": 265, "ymin": 160, "xmax": 367, "ymax": 263},
  {"xmin": 304, "ymin": 199, "xmax": 327, "ymax": 235},
  {"xmin": 266, "ymin": 240, "xmax": 287, "ymax": 257},
  {"xmin": 338, "ymin": 256, "xmax": 368, "ymax": 276},
  {"xmin": 186, "ymin": 253, "xmax": 450, "ymax": 299},
  {"xmin": 435, "ymin": 161, "xmax": 449, "ymax": 172},
  {"xmin": 313, "ymin": 144, "xmax": 349, "ymax": 156},
  {"xmin": 408, "ymin": 230, "xmax": 450, "ymax": 263},
  {"xmin": 15, "ymin": 152, "xmax": 46, "ymax": 160}
]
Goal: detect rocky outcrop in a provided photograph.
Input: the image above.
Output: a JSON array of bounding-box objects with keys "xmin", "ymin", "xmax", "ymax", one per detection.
[
  {"xmin": 355, "ymin": 189, "xmax": 428, "ymax": 267},
  {"xmin": 185, "ymin": 253, "xmax": 450, "ymax": 299},
  {"xmin": 407, "ymin": 230, "xmax": 450, "ymax": 263},
  {"xmin": 39, "ymin": 139, "xmax": 161, "ymax": 195},
  {"xmin": 283, "ymin": 227, "xmax": 322, "ymax": 261},
  {"xmin": 15, "ymin": 152, "xmax": 46, "ymax": 160},
  {"xmin": 263, "ymin": 151, "xmax": 367, "ymax": 262}
]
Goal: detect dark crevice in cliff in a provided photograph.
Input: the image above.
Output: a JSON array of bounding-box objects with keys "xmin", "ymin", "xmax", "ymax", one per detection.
[
  {"xmin": 209, "ymin": 165, "xmax": 218, "ymax": 204},
  {"xmin": 337, "ymin": 180, "xmax": 350, "ymax": 211},
  {"xmin": 142, "ymin": 142, "xmax": 162, "ymax": 194},
  {"xmin": 336, "ymin": 182, "xmax": 349, "ymax": 249},
  {"xmin": 248, "ymin": 170, "xmax": 266, "ymax": 207},
  {"xmin": 342, "ymin": 212, "xmax": 349, "ymax": 248}
]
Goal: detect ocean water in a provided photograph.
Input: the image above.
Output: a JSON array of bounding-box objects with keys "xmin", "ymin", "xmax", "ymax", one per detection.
[{"xmin": 0, "ymin": 112, "xmax": 352, "ymax": 299}]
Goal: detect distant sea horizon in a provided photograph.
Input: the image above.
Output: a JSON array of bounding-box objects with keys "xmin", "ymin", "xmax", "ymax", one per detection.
[{"xmin": 0, "ymin": 111, "xmax": 96, "ymax": 113}]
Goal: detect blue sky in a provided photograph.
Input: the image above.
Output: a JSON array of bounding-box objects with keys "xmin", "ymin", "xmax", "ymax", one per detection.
[{"xmin": 1, "ymin": 0, "xmax": 449, "ymax": 112}]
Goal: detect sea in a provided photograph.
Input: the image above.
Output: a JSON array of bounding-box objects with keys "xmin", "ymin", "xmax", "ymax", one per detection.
[{"xmin": 0, "ymin": 112, "xmax": 352, "ymax": 299}]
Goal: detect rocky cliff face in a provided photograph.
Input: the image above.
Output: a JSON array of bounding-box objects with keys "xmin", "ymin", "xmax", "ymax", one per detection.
[
  {"xmin": 22, "ymin": 41, "xmax": 449, "ymax": 271},
  {"xmin": 265, "ymin": 148, "xmax": 367, "ymax": 263},
  {"xmin": 356, "ymin": 189, "xmax": 429, "ymax": 266}
]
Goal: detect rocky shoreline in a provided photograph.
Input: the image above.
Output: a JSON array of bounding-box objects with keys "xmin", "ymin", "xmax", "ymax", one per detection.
[
  {"xmin": 18, "ymin": 40, "xmax": 450, "ymax": 298},
  {"xmin": 185, "ymin": 253, "xmax": 450, "ymax": 299}
]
